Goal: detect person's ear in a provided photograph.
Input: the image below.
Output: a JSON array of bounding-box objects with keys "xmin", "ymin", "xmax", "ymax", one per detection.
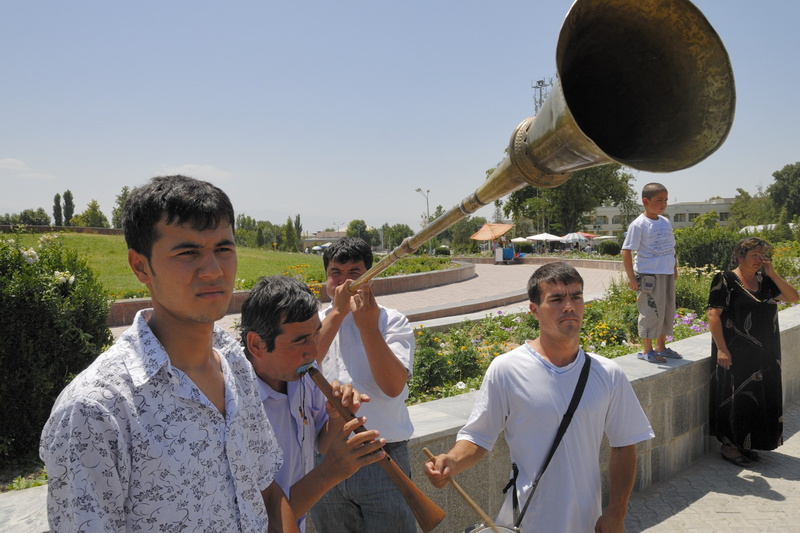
[
  {"xmin": 128, "ymin": 249, "xmax": 152, "ymax": 284},
  {"xmin": 529, "ymin": 301, "xmax": 539, "ymax": 319},
  {"xmin": 246, "ymin": 331, "xmax": 268, "ymax": 359}
]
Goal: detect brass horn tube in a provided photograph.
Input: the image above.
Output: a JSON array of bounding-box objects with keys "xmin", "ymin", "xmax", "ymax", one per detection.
[{"xmin": 348, "ymin": 0, "xmax": 734, "ymax": 293}]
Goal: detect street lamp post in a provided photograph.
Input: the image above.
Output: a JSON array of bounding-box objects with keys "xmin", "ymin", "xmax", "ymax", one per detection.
[{"xmin": 415, "ymin": 187, "xmax": 433, "ymax": 254}]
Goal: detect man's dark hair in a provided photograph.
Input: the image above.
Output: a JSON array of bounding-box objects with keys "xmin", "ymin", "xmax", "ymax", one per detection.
[
  {"xmin": 122, "ymin": 175, "xmax": 235, "ymax": 259},
  {"xmin": 527, "ymin": 262, "xmax": 584, "ymax": 304},
  {"xmin": 323, "ymin": 237, "xmax": 373, "ymax": 270},
  {"xmin": 239, "ymin": 275, "xmax": 319, "ymax": 355}
]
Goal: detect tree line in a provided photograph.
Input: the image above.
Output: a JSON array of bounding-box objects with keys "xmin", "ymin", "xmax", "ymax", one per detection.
[
  {"xmin": 1, "ymin": 188, "xmax": 127, "ymax": 229},
  {"xmin": 4, "ymin": 161, "xmax": 800, "ymax": 250}
]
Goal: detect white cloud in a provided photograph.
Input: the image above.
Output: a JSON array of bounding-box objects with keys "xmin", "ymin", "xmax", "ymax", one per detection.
[
  {"xmin": 0, "ymin": 158, "xmax": 55, "ymax": 181},
  {"xmin": 0, "ymin": 158, "xmax": 32, "ymax": 172}
]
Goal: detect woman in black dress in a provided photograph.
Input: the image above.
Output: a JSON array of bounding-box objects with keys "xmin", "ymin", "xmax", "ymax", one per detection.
[{"xmin": 708, "ymin": 237, "xmax": 799, "ymax": 466}]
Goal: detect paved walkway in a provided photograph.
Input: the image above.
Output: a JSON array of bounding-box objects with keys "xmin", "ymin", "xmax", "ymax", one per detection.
[
  {"xmin": 5, "ymin": 262, "xmax": 800, "ymax": 532},
  {"xmin": 625, "ymin": 398, "xmax": 800, "ymax": 532}
]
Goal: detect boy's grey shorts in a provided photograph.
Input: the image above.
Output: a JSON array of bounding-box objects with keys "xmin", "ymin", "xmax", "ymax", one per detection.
[{"xmin": 635, "ymin": 272, "xmax": 676, "ymax": 339}]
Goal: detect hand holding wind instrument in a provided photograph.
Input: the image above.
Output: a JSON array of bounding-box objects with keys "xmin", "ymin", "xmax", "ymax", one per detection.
[
  {"xmin": 347, "ymin": 0, "xmax": 735, "ymax": 293},
  {"xmin": 297, "ymin": 364, "xmax": 446, "ymax": 532},
  {"xmin": 422, "ymin": 447, "xmax": 504, "ymax": 533}
]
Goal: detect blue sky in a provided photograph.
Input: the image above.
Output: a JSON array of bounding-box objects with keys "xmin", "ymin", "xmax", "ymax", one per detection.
[{"xmin": 2, "ymin": 1, "xmax": 798, "ymax": 234}]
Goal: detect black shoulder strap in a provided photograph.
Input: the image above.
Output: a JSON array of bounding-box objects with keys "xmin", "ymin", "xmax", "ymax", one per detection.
[{"xmin": 514, "ymin": 353, "xmax": 592, "ymax": 528}]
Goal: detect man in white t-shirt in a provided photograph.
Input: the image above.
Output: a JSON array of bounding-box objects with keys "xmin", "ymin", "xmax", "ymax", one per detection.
[{"xmin": 424, "ymin": 262, "xmax": 654, "ymax": 532}]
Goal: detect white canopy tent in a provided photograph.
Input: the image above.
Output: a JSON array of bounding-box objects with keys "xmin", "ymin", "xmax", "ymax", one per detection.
[{"xmin": 526, "ymin": 233, "xmax": 562, "ymax": 242}]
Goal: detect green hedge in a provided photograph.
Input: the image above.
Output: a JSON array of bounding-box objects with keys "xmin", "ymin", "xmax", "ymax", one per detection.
[
  {"xmin": 596, "ymin": 240, "xmax": 621, "ymax": 256},
  {"xmin": 0, "ymin": 233, "xmax": 113, "ymax": 466},
  {"xmin": 674, "ymin": 226, "xmax": 741, "ymax": 269}
]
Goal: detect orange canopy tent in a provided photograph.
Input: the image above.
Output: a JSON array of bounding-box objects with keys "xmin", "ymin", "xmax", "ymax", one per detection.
[{"xmin": 470, "ymin": 223, "xmax": 514, "ymax": 241}]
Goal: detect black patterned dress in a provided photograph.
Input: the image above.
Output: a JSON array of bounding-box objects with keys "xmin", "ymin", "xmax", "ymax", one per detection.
[{"xmin": 708, "ymin": 270, "xmax": 783, "ymax": 451}]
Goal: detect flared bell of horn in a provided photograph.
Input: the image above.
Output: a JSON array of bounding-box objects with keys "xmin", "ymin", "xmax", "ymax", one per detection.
[
  {"xmin": 514, "ymin": 0, "xmax": 735, "ymax": 185},
  {"xmin": 347, "ymin": 0, "xmax": 735, "ymax": 292}
]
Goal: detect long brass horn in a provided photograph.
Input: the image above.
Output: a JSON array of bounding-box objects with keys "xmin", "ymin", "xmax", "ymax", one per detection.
[{"xmin": 349, "ymin": 0, "xmax": 735, "ymax": 292}]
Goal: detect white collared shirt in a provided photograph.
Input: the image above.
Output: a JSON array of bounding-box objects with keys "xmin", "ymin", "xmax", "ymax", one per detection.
[
  {"xmin": 258, "ymin": 371, "xmax": 328, "ymax": 532},
  {"xmin": 40, "ymin": 309, "xmax": 282, "ymax": 532}
]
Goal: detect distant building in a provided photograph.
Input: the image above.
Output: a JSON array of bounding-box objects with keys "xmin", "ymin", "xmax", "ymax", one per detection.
[
  {"xmin": 586, "ymin": 197, "xmax": 734, "ymax": 236},
  {"xmin": 302, "ymin": 230, "xmax": 346, "ymax": 251}
]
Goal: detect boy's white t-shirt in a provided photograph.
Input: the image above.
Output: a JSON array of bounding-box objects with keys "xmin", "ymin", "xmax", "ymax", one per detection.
[{"xmin": 622, "ymin": 213, "xmax": 676, "ymax": 274}]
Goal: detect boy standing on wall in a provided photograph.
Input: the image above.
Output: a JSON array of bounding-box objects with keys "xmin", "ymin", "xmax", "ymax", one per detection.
[{"xmin": 622, "ymin": 182, "xmax": 682, "ymax": 363}]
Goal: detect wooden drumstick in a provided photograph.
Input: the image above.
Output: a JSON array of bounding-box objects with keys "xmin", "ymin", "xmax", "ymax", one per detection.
[{"xmin": 422, "ymin": 447, "xmax": 502, "ymax": 533}]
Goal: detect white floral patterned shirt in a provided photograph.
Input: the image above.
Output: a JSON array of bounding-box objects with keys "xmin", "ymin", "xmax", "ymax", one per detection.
[{"xmin": 40, "ymin": 309, "xmax": 283, "ymax": 532}]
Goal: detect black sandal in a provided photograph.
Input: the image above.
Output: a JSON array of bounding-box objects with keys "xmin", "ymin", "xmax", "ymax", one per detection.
[
  {"xmin": 721, "ymin": 452, "xmax": 751, "ymax": 466},
  {"xmin": 738, "ymin": 448, "xmax": 760, "ymax": 461}
]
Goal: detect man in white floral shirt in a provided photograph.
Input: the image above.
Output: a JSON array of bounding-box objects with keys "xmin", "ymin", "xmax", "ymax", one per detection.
[{"xmin": 40, "ymin": 175, "xmax": 298, "ymax": 532}]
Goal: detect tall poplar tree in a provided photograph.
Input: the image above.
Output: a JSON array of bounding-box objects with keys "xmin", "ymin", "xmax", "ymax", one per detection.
[
  {"xmin": 53, "ymin": 193, "xmax": 63, "ymax": 226},
  {"xmin": 63, "ymin": 190, "xmax": 75, "ymax": 226}
]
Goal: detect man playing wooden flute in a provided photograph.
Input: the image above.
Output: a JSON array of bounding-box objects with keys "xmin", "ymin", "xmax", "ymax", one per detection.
[{"xmin": 239, "ymin": 275, "xmax": 387, "ymax": 532}]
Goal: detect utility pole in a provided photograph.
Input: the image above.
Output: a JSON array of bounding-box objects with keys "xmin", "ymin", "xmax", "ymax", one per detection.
[
  {"xmin": 414, "ymin": 187, "xmax": 433, "ymax": 254},
  {"xmin": 531, "ymin": 78, "xmax": 553, "ymax": 114}
]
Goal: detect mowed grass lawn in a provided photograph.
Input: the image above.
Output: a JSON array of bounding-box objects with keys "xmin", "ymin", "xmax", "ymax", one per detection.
[{"xmin": 13, "ymin": 233, "xmax": 325, "ymax": 299}]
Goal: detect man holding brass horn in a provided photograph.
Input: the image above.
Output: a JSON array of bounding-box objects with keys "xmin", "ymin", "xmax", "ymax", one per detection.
[
  {"xmin": 311, "ymin": 237, "xmax": 417, "ymax": 533},
  {"xmin": 425, "ymin": 263, "xmax": 654, "ymax": 532}
]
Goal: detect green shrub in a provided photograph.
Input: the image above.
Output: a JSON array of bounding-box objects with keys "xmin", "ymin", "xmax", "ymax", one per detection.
[
  {"xmin": 582, "ymin": 277, "xmax": 638, "ymax": 350},
  {"xmin": 408, "ymin": 309, "xmax": 539, "ymax": 404},
  {"xmin": 0, "ymin": 232, "xmax": 113, "ymax": 467},
  {"xmin": 675, "ymin": 265, "xmax": 716, "ymax": 317},
  {"xmin": 674, "ymin": 226, "xmax": 741, "ymax": 269},
  {"xmin": 408, "ymin": 328, "xmax": 455, "ymax": 399},
  {"xmin": 434, "ymin": 247, "xmax": 451, "ymax": 256},
  {"xmin": 380, "ymin": 256, "xmax": 454, "ymax": 276},
  {"xmin": 515, "ymin": 243, "xmax": 533, "ymax": 254},
  {"xmin": 444, "ymin": 328, "xmax": 483, "ymax": 381},
  {"xmin": 596, "ymin": 240, "xmax": 621, "ymax": 256},
  {"xmin": 772, "ymin": 241, "xmax": 800, "ymax": 280}
]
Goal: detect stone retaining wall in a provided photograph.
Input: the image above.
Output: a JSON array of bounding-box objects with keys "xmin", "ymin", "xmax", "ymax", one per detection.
[
  {"xmin": 106, "ymin": 261, "xmax": 476, "ymax": 327},
  {"xmin": 457, "ymin": 254, "xmax": 623, "ymax": 271}
]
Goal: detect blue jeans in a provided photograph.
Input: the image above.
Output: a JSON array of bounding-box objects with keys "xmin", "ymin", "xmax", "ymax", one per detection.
[{"xmin": 310, "ymin": 440, "xmax": 416, "ymax": 533}]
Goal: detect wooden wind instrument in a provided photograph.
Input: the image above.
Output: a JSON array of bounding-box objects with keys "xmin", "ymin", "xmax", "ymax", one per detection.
[{"xmin": 299, "ymin": 365, "xmax": 446, "ymax": 532}]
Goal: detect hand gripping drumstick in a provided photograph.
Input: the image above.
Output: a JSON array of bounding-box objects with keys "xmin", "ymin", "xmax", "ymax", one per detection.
[
  {"xmin": 297, "ymin": 364, "xmax": 446, "ymax": 532},
  {"xmin": 422, "ymin": 448, "xmax": 502, "ymax": 533}
]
